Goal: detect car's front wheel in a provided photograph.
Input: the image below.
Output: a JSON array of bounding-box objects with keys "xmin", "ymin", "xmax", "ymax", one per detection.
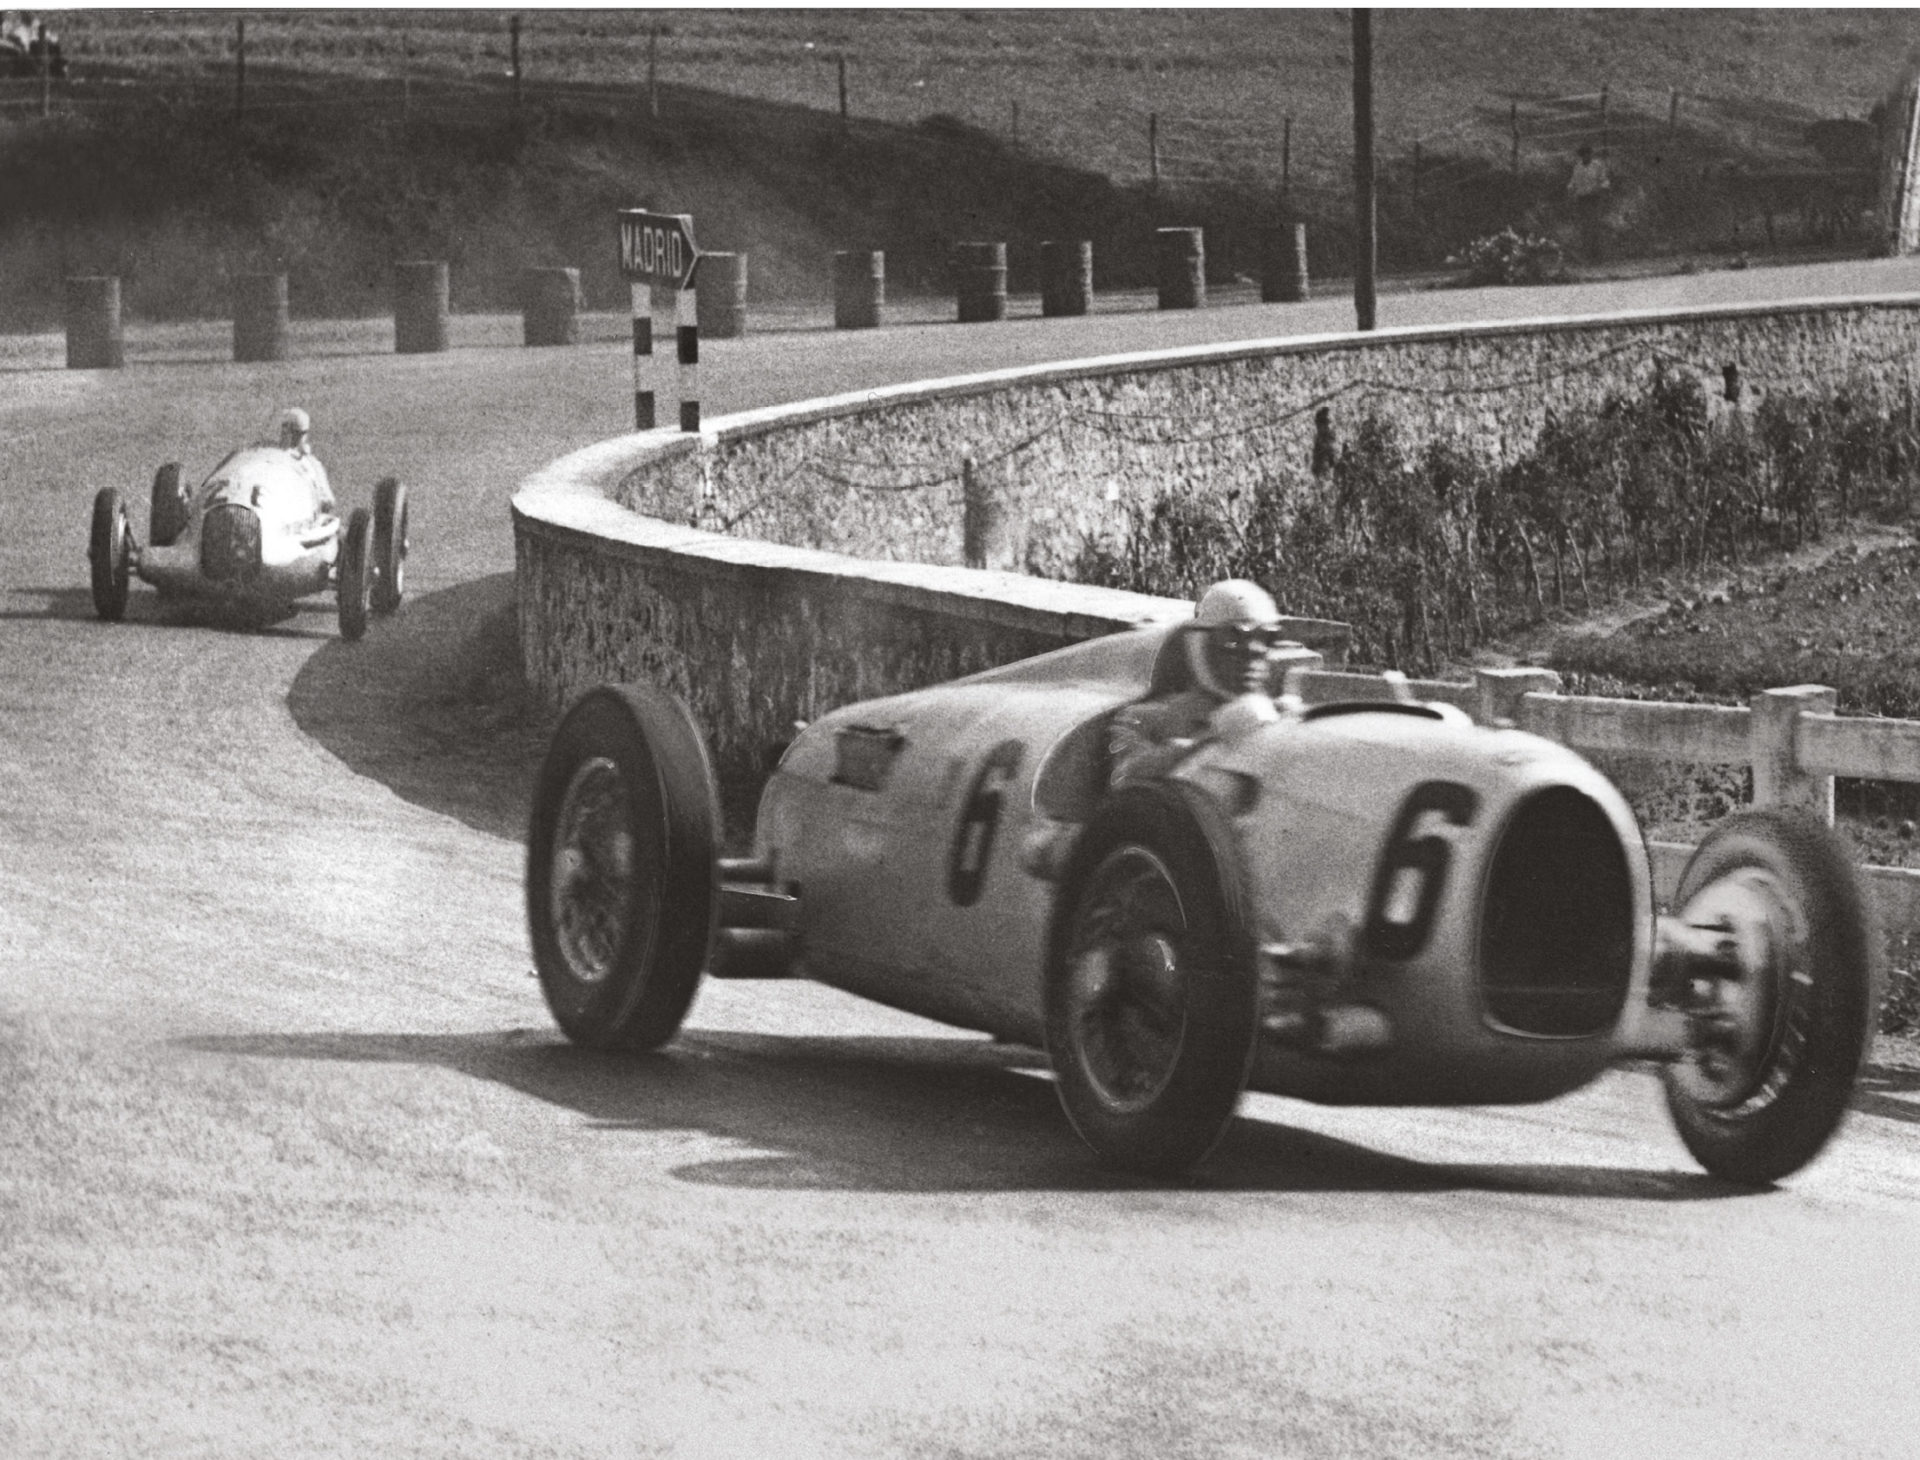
[
  {"xmin": 1045, "ymin": 780, "xmax": 1261, "ymax": 1177},
  {"xmin": 371, "ymin": 476, "xmax": 408, "ymax": 615},
  {"xmin": 336, "ymin": 506, "xmax": 373, "ymax": 642},
  {"xmin": 88, "ymin": 487, "xmax": 131, "ymax": 621},
  {"xmin": 1661, "ymin": 808, "xmax": 1879, "ymax": 1185},
  {"xmin": 148, "ymin": 461, "xmax": 189, "ymax": 548},
  {"xmin": 526, "ymin": 684, "xmax": 720, "ymax": 1051}
]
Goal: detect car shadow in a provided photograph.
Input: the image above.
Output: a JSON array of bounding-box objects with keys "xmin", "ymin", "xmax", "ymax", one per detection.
[
  {"xmin": 1, "ymin": 583, "xmax": 335, "ymax": 636},
  {"xmin": 1854, "ymin": 1060, "xmax": 1920, "ymax": 1125},
  {"xmin": 174, "ymin": 1025, "xmax": 1743, "ymax": 1200},
  {"xmin": 286, "ymin": 573, "xmax": 543, "ymax": 841}
]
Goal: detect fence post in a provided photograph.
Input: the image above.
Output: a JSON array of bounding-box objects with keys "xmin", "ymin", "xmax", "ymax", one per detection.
[
  {"xmin": 1474, "ymin": 667, "xmax": 1562, "ymax": 728},
  {"xmin": 1281, "ymin": 114, "xmax": 1292, "ymax": 206},
  {"xmin": 510, "ymin": 14, "xmax": 522, "ymax": 110},
  {"xmin": 837, "ymin": 53, "xmax": 848, "ymax": 130},
  {"xmin": 962, "ymin": 455, "xmax": 1012, "ymax": 570},
  {"xmin": 648, "ymin": 25, "xmax": 659, "ymax": 119},
  {"xmin": 1510, "ymin": 100, "xmax": 1520, "ymax": 173},
  {"xmin": 1149, "ymin": 111, "xmax": 1160, "ymax": 190},
  {"xmin": 1750, "ymin": 685, "xmax": 1837, "ymax": 824}
]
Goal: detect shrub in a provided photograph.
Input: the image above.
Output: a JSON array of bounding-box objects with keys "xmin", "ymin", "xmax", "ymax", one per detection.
[
  {"xmin": 1450, "ymin": 227, "xmax": 1566, "ymax": 286},
  {"xmin": 1070, "ymin": 370, "xmax": 1920, "ymax": 675}
]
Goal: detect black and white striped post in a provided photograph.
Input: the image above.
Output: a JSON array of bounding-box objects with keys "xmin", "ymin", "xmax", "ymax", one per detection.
[{"xmin": 617, "ymin": 209, "xmax": 702, "ymax": 432}]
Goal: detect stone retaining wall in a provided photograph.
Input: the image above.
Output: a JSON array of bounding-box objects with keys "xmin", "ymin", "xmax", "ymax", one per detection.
[
  {"xmin": 514, "ymin": 294, "xmax": 1920, "ymax": 782},
  {"xmin": 612, "ymin": 296, "xmax": 1920, "ymax": 580}
]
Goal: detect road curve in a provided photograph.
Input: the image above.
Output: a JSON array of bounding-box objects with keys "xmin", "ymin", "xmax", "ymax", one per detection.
[{"xmin": 6, "ymin": 262, "xmax": 1920, "ymax": 1459}]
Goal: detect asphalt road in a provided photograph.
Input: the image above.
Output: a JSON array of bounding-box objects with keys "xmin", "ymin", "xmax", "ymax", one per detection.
[{"xmin": 7, "ymin": 261, "xmax": 1920, "ymax": 1459}]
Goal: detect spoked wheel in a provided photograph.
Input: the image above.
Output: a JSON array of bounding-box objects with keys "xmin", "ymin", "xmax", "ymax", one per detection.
[
  {"xmin": 1045, "ymin": 780, "xmax": 1260, "ymax": 1177},
  {"xmin": 336, "ymin": 506, "xmax": 373, "ymax": 642},
  {"xmin": 88, "ymin": 487, "xmax": 131, "ymax": 621},
  {"xmin": 1661, "ymin": 809, "xmax": 1879, "ymax": 1185},
  {"xmin": 526, "ymin": 684, "xmax": 720, "ymax": 1051},
  {"xmin": 370, "ymin": 476, "xmax": 408, "ymax": 616},
  {"xmin": 148, "ymin": 461, "xmax": 189, "ymax": 548}
]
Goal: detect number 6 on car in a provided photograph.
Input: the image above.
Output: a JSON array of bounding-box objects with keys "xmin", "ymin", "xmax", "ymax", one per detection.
[{"xmin": 526, "ymin": 582, "xmax": 1879, "ymax": 1185}]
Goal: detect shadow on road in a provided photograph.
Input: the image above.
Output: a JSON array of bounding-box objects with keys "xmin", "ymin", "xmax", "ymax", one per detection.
[
  {"xmin": 1855, "ymin": 1061, "xmax": 1920, "ymax": 1125},
  {"xmin": 2, "ymin": 583, "xmax": 334, "ymax": 637},
  {"xmin": 175, "ymin": 1024, "xmax": 1742, "ymax": 1200},
  {"xmin": 287, "ymin": 573, "xmax": 543, "ymax": 840}
]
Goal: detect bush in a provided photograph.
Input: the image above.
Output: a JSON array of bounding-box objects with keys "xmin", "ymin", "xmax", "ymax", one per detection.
[
  {"xmin": 1070, "ymin": 368, "xmax": 1920, "ymax": 674},
  {"xmin": 1450, "ymin": 227, "xmax": 1566, "ymax": 286}
]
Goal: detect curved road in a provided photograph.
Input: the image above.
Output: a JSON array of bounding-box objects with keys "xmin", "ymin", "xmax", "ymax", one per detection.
[{"xmin": 7, "ymin": 262, "xmax": 1920, "ymax": 1459}]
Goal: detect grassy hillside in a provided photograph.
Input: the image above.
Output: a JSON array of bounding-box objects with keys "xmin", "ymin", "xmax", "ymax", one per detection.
[{"xmin": 0, "ymin": 9, "xmax": 1913, "ymax": 328}]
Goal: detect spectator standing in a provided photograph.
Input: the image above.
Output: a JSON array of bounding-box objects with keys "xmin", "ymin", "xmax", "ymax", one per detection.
[{"xmin": 1567, "ymin": 144, "xmax": 1613, "ymax": 262}]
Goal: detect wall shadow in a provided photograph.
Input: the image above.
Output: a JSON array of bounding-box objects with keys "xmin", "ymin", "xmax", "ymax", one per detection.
[
  {"xmin": 176, "ymin": 1024, "xmax": 1743, "ymax": 1200},
  {"xmin": 287, "ymin": 573, "xmax": 542, "ymax": 841}
]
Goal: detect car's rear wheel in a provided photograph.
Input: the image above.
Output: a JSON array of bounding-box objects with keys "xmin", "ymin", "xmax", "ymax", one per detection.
[
  {"xmin": 1661, "ymin": 809, "xmax": 1879, "ymax": 1185},
  {"xmin": 88, "ymin": 487, "xmax": 131, "ymax": 621},
  {"xmin": 336, "ymin": 506, "xmax": 373, "ymax": 642},
  {"xmin": 371, "ymin": 476, "xmax": 408, "ymax": 615},
  {"xmin": 148, "ymin": 461, "xmax": 189, "ymax": 548},
  {"xmin": 527, "ymin": 684, "xmax": 720, "ymax": 1050},
  {"xmin": 1045, "ymin": 780, "xmax": 1261, "ymax": 1177}
]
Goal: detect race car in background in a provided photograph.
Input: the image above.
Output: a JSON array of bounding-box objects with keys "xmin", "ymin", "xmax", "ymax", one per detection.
[
  {"xmin": 525, "ymin": 581, "xmax": 1880, "ymax": 1185},
  {"xmin": 87, "ymin": 409, "xmax": 409, "ymax": 640}
]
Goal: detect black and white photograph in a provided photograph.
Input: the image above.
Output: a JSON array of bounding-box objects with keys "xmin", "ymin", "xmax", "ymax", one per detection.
[{"xmin": 6, "ymin": 5, "xmax": 1920, "ymax": 1455}]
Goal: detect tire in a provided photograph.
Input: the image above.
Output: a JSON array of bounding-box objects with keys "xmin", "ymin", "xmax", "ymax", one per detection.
[
  {"xmin": 1661, "ymin": 808, "xmax": 1880, "ymax": 1185},
  {"xmin": 1044, "ymin": 779, "xmax": 1261, "ymax": 1177},
  {"xmin": 526, "ymin": 684, "xmax": 720, "ymax": 1050},
  {"xmin": 336, "ymin": 506, "xmax": 373, "ymax": 642},
  {"xmin": 88, "ymin": 487, "xmax": 131, "ymax": 621},
  {"xmin": 148, "ymin": 461, "xmax": 189, "ymax": 548},
  {"xmin": 370, "ymin": 476, "xmax": 408, "ymax": 615}
]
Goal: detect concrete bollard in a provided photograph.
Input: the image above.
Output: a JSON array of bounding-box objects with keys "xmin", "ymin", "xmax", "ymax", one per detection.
[
  {"xmin": 1261, "ymin": 223, "xmax": 1310, "ymax": 303},
  {"xmin": 1156, "ymin": 227, "xmax": 1205, "ymax": 309},
  {"xmin": 64, "ymin": 276, "xmax": 124, "ymax": 370},
  {"xmin": 521, "ymin": 266, "xmax": 581, "ymax": 347},
  {"xmin": 696, "ymin": 252, "xmax": 747, "ymax": 340},
  {"xmin": 232, "ymin": 273, "xmax": 290, "ymax": 363},
  {"xmin": 393, "ymin": 260, "xmax": 450, "ymax": 355},
  {"xmin": 833, "ymin": 249, "xmax": 884, "ymax": 330},
  {"xmin": 953, "ymin": 241, "xmax": 1008, "ymax": 323},
  {"xmin": 1039, "ymin": 239, "xmax": 1093, "ymax": 317}
]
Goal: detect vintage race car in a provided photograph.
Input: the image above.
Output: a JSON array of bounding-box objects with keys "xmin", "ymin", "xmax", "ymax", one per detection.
[
  {"xmin": 87, "ymin": 413, "xmax": 409, "ymax": 641},
  {"xmin": 524, "ymin": 584, "xmax": 1880, "ymax": 1185}
]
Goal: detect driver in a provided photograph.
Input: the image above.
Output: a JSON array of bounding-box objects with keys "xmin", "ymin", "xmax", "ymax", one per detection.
[
  {"xmin": 276, "ymin": 407, "xmax": 336, "ymax": 518},
  {"xmin": 1109, "ymin": 579, "xmax": 1291, "ymax": 783}
]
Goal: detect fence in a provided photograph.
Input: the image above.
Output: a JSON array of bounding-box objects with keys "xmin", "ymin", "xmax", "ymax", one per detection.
[{"xmin": 1301, "ymin": 663, "xmax": 1920, "ymax": 926}]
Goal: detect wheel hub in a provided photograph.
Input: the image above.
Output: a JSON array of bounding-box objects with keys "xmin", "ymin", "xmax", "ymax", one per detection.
[
  {"xmin": 1065, "ymin": 848, "xmax": 1190, "ymax": 1115},
  {"xmin": 1669, "ymin": 868, "xmax": 1798, "ymax": 1108},
  {"xmin": 550, "ymin": 756, "xmax": 636, "ymax": 986}
]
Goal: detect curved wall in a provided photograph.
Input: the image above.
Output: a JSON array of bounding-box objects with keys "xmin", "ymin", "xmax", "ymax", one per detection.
[{"xmin": 513, "ymin": 293, "xmax": 1920, "ymax": 783}]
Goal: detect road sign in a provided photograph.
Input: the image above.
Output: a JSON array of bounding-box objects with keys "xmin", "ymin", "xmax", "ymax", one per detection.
[{"xmin": 618, "ymin": 210, "xmax": 700, "ymax": 290}]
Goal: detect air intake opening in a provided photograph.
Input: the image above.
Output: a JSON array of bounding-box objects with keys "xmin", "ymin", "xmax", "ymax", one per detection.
[
  {"xmin": 1478, "ymin": 786, "xmax": 1634, "ymax": 1037},
  {"xmin": 200, "ymin": 504, "xmax": 262, "ymax": 583}
]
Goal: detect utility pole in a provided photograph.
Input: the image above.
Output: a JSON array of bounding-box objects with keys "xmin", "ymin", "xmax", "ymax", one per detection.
[{"xmin": 1351, "ymin": 8, "xmax": 1377, "ymax": 331}]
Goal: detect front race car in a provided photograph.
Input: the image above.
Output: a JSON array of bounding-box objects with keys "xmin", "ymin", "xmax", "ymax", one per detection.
[{"xmin": 135, "ymin": 447, "xmax": 338, "ymax": 605}]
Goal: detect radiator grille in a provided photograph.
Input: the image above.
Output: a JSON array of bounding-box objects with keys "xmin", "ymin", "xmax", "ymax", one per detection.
[
  {"xmin": 1478, "ymin": 787, "xmax": 1635, "ymax": 1037},
  {"xmin": 199, "ymin": 505, "xmax": 262, "ymax": 584}
]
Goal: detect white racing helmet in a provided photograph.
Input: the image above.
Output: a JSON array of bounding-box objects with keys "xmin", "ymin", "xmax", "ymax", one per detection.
[
  {"xmin": 1185, "ymin": 580, "xmax": 1282, "ymax": 698},
  {"xmin": 277, "ymin": 407, "xmax": 312, "ymax": 451}
]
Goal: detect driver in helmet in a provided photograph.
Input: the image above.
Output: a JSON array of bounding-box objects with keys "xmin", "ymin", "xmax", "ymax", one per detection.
[
  {"xmin": 1109, "ymin": 579, "xmax": 1294, "ymax": 783},
  {"xmin": 276, "ymin": 407, "xmax": 336, "ymax": 518}
]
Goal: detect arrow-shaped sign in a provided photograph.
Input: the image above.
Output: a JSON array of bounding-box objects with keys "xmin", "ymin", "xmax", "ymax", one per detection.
[{"xmin": 617, "ymin": 209, "xmax": 700, "ymax": 290}]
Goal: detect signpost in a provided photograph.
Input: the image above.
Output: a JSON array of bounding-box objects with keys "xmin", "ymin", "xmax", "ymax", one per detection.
[{"xmin": 617, "ymin": 209, "xmax": 703, "ymax": 431}]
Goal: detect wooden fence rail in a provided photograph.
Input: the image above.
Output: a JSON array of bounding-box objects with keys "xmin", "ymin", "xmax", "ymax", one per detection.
[{"xmin": 1289, "ymin": 664, "xmax": 1920, "ymax": 930}]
